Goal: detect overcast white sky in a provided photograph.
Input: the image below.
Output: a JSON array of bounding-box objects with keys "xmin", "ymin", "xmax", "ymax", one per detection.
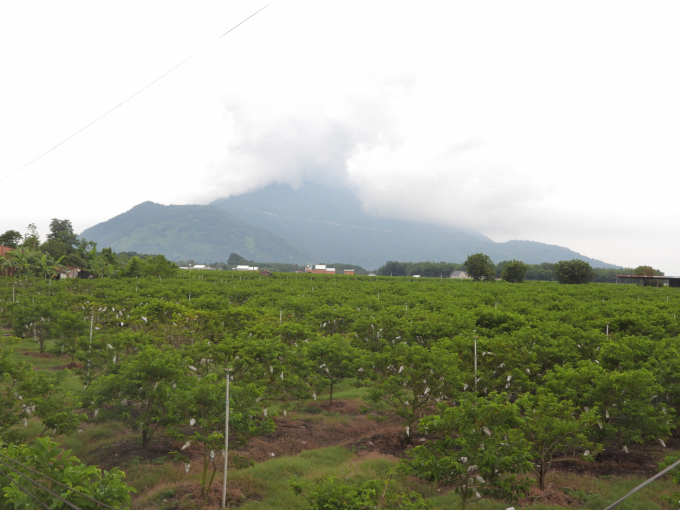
[{"xmin": 1, "ymin": 1, "xmax": 679, "ymax": 272}]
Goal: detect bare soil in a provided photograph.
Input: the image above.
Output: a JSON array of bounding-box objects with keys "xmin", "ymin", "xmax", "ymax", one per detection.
[
  {"xmin": 234, "ymin": 399, "xmax": 403, "ymax": 462},
  {"xmin": 92, "ymin": 437, "xmax": 177, "ymax": 470}
]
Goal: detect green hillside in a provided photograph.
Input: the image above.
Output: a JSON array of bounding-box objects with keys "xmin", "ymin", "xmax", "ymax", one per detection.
[{"xmin": 80, "ymin": 201, "xmax": 315, "ymax": 264}]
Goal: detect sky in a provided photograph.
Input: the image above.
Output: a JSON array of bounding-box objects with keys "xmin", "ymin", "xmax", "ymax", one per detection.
[{"xmin": 1, "ymin": 1, "xmax": 680, "ymax": 272}]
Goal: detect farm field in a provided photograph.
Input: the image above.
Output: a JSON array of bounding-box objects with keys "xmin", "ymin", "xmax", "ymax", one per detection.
[{"xmin": 2, "ymin": 272, "xmax": 680, "ymax": 509}]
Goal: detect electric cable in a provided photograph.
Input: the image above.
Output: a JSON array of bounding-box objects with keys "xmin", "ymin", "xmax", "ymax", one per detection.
[
  {"xmin": 0, "ymin": 465, "xmax": 51, "ymax": 510},
  {"xmin": 0, "ymin": 457, "xmax": 82, "ymax": 510},
  {"xmin": 0, "ymin": 451, "xmax": 116, "ymax": 510},
  {"xmin": 0, "ymin": 3, "xmax": 271, "ymax": 185},
  {"xmin": 602, "ymin": 456, "xmax": 680, "ymax": 509}
]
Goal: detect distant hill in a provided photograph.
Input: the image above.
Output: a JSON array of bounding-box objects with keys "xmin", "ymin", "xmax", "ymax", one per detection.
[
  {"xmin": 211, "ymin": 184, "xmax": 618, "ymax": 269},
  {"xmin": 80, "ymin": 201, "xmax": 314, "ymax": 264}
]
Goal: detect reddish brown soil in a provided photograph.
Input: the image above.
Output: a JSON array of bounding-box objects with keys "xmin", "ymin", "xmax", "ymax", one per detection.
[
  {"xmin": 235, "ymin": 399, "xmax": 403, "ymax": 462},
  {"xmin": 347, "ymin": 431, "xmax": 429, "ymax": 457},
  {"xmin": 552, "ymin": 444, "xmax": 668, "ymax": 477},
  {"xmin": 92, "ymin": 437, "xmax": 177, "ymax": 470}
]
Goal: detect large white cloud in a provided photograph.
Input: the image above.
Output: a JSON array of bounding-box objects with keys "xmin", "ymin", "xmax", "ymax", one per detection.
[{"xmin": 2, "ymin": 1, "xmax": 680, "ymax": 272}]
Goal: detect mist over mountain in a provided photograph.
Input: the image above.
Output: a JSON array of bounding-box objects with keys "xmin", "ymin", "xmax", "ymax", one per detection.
[{"xmin": 211, "ymin": 184, "xmax": 618, "ymax": 269}]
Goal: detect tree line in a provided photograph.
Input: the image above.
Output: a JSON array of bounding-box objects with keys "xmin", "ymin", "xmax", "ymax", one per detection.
[{"xmin": 377, "ymin": 255, "xmax": 663, "ymax": 284}]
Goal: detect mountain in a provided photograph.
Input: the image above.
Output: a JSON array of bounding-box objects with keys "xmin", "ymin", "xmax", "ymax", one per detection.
[
  {"xmin": 211, "ymin": 184, "xmax": 618, "ymax": 269},
  {"xmin": 80, "ymin": 201, "xmax": 314, "ymax": 264}
]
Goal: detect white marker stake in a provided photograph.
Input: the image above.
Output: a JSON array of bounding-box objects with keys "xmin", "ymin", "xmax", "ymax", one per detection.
[
  {"xmin": 222, "ymin": 369, "xmax": 231, "ymax": 509},
  {"xmin": 474, "ymin": 331, "xmax": 477, "ymax": 392}
]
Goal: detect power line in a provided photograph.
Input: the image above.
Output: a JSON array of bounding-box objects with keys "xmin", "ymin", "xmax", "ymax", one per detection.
[
  {"xmin": 602, "ymin": 456, "xmax": 680, "ymax": 509},
  {"xmin": 0, "ymin": 466, "xmax": 51, "ymax": 510},
  {"xmin": 0, "ymin": 3, "xmax": 271, "ymax": 185},
  {"xmin": 0, "ymin": 451, "xmax": 116, "ymax": 510},
  {"xmin": 0, "ymin": 457, "xmax": 82, "ymax": 510}
]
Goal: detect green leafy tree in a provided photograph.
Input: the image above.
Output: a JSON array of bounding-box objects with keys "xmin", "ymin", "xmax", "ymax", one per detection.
[
  {"xmin": 22, "ymin": 223, "xmax": 41, "ymax": 250},
  {"xmin": 307, "ymin": 335, "xmax": 359, "ymax": 405},
  {"xmin": 37, "ymin": 252, "xmax": 64, "ymax": 280},
  {"xmin": 87, "ymin": 347, "xmax": 186, "ymax": 447},
  {"xmin": 170, "ymin": 374, "xmax": 274, "ymax": 498},
  {"xmin": 47, "ymin": 218, "xmax": 78, "ymax": 250},
  {"xmin": 363, "ymin": 341, "xmax": 461, "ymax": 432},
  {"xmin": 41, "ymin": 238, "xmax": 67, "ymax": 260},
  {"xmin": 501, "ymin": 260, "xmax": 527, "ymax": 284},
  {"xmin": 516, "ymin": 392, "xmax": 598, "ymax": 489},
  {"xmin": 553, "ymin": 259, "xmax": 594, "ymax": 284},
  {"xmin": 464, "ymin": 253, "xmax": 495, "ymax": 282},
  {"xmin": 121, "ymin": 256, "xmax": 144, "ymax": 278},
  {"xmin": 0, "ymin": 437, "xmax": 134, "ymax": 509},
  {"xmin": 101, "ymin": 247, "xmax": 117, "ymax": 265},
  {"xmin": 0, "ymin": 229, "xmax": 22, "ymax": 248},
  {"xmin": 401, "ymin": 393, "xmax": 533, "ymax": 510},
  {"xmin": 7, "ymin": 246, "xmax": 40, "ymax": 276},
  {"xmin": 52, "ymin": 311, "xmax": 89, "ymax": 367},
  {"xmin": 227, "ymin": 253, "xmax": 251, "ymax": 265},
  {"xmin": 142, "ymin": 254, "xmax": 179, "ymax": 278},
  {"xmin": 634, "ymin": 265, "xmax": 663, "ymax": 276},
  {"xmin": 543, "ymin": 361, "xmax": 673, "ymax": 448},
  {"xmin": 0, "ymin": 335, "xmax": 34, "ymax": 443}
]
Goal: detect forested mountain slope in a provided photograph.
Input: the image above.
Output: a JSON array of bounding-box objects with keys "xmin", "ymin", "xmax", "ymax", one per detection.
[{"xmin": 80, "ymin": 201, "xmax": 314, "ymax": 264}]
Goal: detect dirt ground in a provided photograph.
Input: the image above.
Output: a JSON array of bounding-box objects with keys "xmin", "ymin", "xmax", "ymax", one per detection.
[
  {"xmin": 236, "ymin": 399, "xmax": 404, "ymax": 462},
  {"xmin": 93, "ymin": 437, "xmax": 177, "ymax": 470}
]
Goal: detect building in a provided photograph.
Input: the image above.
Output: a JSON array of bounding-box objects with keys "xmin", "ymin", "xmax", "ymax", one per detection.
[
  {"xmin": 0, "ymin": 245, "xmax": 13, "ymax": 277},
  {"xmin": 235, "ymin": 265, "xmax": 258, "ymax": 271},
  {"xmin": 616, "ymin": 274, "xmax": 679, "ymax": 287},
  {"xmin": 450, "ymin": 270, "xmax": 471, "ymax": 279},
  {"xmin": 343, "ymin": 269, "xmax": 355, "ymax": 275},
  {"xmin": 304, "ymin": 264, "xmax": 338, "ymax": 274},
  {"xmin": 260, "ymin": 270, "xmax": 272, "ymax": 276},
  {"xmin": 59, "ymin": 266, "xmax": 80, "ymax": 279}
]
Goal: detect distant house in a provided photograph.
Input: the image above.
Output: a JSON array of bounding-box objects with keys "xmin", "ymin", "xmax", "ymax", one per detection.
[
  {"xmin": 0, "ymin": 245, "xmax": 13, "ymax": 277},
  {"xmin": 343, "ymin": 269, "xmax": 355, "ymax": 275},
  {"xmin": 304, "ymin": 264, "xmax": 337, "ymax": 274},
  {"xmin": 260, "ymin": 270, "xmax": 272, "ymax": 276},
  {"xmin": 192, "ymin": 264, "xmax": 207, "ymax": 270},
  {"xmin": 235, "ymin": 265, "xmax": 258, "ymax": 271},
  {"xmin": 450, "ymin": 270, "xmax": 471, "ymax": 279},
  {"xmin": 59, "ymin": 266, "xmax": 80, "ymax": 279}
]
